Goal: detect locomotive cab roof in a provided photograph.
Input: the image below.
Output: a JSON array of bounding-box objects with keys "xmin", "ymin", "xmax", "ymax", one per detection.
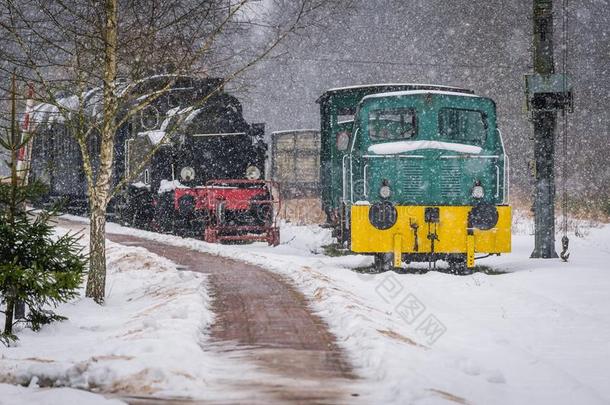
[
  {"xmin": 358, "ymin": 89, "xmax": 497, "ymax": 111},
  {"xmin": 361, "ymin": 89, "xmax": 481, "ymax": 100},
  {"xmin": 316, "ymin": 83, "xmax": 474, "ymax": 104}
]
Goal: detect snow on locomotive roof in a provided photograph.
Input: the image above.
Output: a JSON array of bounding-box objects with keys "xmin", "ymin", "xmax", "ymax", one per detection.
[
  {"xmin": 26, "ymin": 75, "xmax": 222, "ymax": 128},
  {"xmin": 362, "ymin": 89, "xmax": 481, "ymax": 100},
  {"xmin": 368, "ymin": 140, "xmax": 482, "ymax": 155},
  {"xmin": 29, "ymin": 94, "xmax": 84, "ymax": 127},
  {"xmin": 28, "ymin": 87, "xmax": 105, "ymax": 128},
  {"xmin": 326, "ymin": 83, "xmax": 471, "ymax": 93}
]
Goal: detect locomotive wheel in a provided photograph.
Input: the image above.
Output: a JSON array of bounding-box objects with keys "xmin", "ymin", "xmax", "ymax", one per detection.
[
  {"xmin": 338, "ymin": 203, "xmax": 351, "ymax": 247},
  {"xmin": 113, "ymin": 194, "xmax": 131, "ymax": 226},
  {"xmin": 156, "ymin": 192, "xmax": 176, "ymax": 233},
  {"xmin": 266, "ymin": 228, "xmax": 280, "ymax": 246},
  {"xmin": 448, "ymin": 255, "xmax": 472, "ymax": 275},
  {"xmin": 251, "ymin": 193, "xmax": 273, "ymax": 226},
  {"xmin": 121, "ymin": 187, "xmax": 155, "ymax": 229},
  {"xmin": 373, "ymin": 253, "xmax": 393, "ymax": 273},
  {"xmin": 174, "ymin": 216, "xmax": 200, "ymax": 238}
]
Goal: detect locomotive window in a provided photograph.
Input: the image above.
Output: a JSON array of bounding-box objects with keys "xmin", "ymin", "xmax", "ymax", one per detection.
[
  {"xmin": 337, "ymin": 114, "xmax": 354, "ymax": 124},
  {"xmin": 439, "ymin": 108, "xmax": 487, "ymax": 145},
  {"xmin": 335, "ymin": 106, "xmax": 355, "ymax": 125},
  {"xmin": 369, "ymin": 108, "xmax": 416, "ymax": 140}
]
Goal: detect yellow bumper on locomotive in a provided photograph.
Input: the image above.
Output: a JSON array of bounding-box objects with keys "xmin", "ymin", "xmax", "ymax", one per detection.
[{"xmin": 350, "ymin": 205, "xmax": 511, "ymax": 267}]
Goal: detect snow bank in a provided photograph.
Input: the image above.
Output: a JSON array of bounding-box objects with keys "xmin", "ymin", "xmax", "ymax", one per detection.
[
  {"xmin": 0, "ymin": 383, "xmax": 124, "ymax": 405},
  {"xmin": 0, "ymin": 229, "xmax": 213, "ymax": 398},
  {"xmin": 368, "ymin": 140, "xmax": 482, "ymax": 155}
]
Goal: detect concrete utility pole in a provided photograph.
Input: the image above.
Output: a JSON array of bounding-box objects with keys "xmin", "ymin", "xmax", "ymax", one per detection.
[
  {"xmin": 530, "ymin": 0, "xmax": 558, "ymax": 258},
  {"xmin": 526, "ymin": 0, "xmax": 573, "ymax": 259}
]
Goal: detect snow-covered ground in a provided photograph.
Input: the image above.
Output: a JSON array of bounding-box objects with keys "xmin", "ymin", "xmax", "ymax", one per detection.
[
  {"xmin": 2, "ymin": 213, "xmax": 610, "ymax": 404},
  {"xmin": 0, "ymin": 383, "xmax": 124, "ymax": 405},
  {"xmin": 0, "ymin": 229, "xmax": 220, "ymax": 403}
]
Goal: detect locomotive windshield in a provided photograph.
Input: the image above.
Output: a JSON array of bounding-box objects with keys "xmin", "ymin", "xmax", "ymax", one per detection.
[
  {"xmin": 337, "ymin": 114, "xmax": 354, "ymax": 124},
  {"xmin": 438, "ymin": 108, "xmax": 487, "ymax": 146},
  {"xmin": 368, "ymin": 107, "xmax": 416, "ymax": 140}
]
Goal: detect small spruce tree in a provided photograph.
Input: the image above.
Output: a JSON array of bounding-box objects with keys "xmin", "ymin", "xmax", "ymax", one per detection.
[{"xmin": 0, "ymin": 76, "xmax": 87, "ymax": 345}]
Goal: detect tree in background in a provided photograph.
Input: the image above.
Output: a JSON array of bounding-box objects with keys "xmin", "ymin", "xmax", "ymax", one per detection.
[
  {"xmin": 0, "ymin": 75, "xmax": 86, "ymax": 345},
  {"xmin": 0, "ymin": 0, "xmax": 347, "ymax": 303}
]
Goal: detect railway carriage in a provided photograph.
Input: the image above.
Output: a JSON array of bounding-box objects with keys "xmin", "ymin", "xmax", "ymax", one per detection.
[
  {"xmin": 270, "ymin": 129, "xmax": 325, "ymax": 224},
  {"xmin": 27, "ymin": 75, "xmax": 279, "ymax": 245},
  {"xmin": 318, "ymin": 85, "xmax": 511, "ymax": 272}
]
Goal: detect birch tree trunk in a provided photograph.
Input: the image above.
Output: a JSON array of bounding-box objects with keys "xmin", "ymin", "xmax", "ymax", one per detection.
[
  {"xmin": 85, "ymin": 0, "xmax": 118, "ymax": 304},
  {"xmin": 86, "ymin": 203, "xmax": 108, "ymax": 302}
]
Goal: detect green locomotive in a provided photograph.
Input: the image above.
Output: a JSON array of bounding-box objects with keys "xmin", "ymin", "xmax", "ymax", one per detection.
[{"xmin": 317, "ymin": 84, "xmax": 511, "ymax": 272}]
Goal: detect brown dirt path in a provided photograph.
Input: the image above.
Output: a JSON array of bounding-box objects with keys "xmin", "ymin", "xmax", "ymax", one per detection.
[{"xmin": 58, "ymin": 219, "xmax": 360, "ymax": 404}]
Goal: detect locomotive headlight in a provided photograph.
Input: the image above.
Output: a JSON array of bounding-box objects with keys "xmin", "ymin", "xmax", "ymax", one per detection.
[
  {"xmin": 245, "ymin": 165, "xmax": 261, "ymax": 180},
  {"xmin": 180, "ymin": 166, "xmax": 195, "ymax": 182},
  {"xmin": 471, "ymin": 181, "xmax": 484, "ymax": 199},
  {"xmin": 379, "ymin": 185, "xmax": 391, "ymax": 199}
]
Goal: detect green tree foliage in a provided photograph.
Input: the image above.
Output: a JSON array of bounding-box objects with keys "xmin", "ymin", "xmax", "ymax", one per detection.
[{"xmin": 0, "ymin": 78, "xmax": 87, "ymax": 346}]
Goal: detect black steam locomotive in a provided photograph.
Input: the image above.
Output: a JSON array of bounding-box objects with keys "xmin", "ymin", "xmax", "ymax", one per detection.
[{"xmin": 27, "ymin": 76, "xmax": 279, "ymax": 244}]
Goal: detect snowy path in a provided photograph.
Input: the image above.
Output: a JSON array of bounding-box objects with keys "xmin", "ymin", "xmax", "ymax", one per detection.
[
  {"xmin": 49, "ymin": 218, "xmax": 360, "ymax": 403},
  {"xmin": 106, "ymin": 233, "xmax": 359, "ymax": 403}
]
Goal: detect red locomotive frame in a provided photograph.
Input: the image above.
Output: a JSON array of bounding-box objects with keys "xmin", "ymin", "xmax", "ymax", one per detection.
[{"xmin": 173, "ymin": 179, "xmax": 280, "ymax": 246}]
